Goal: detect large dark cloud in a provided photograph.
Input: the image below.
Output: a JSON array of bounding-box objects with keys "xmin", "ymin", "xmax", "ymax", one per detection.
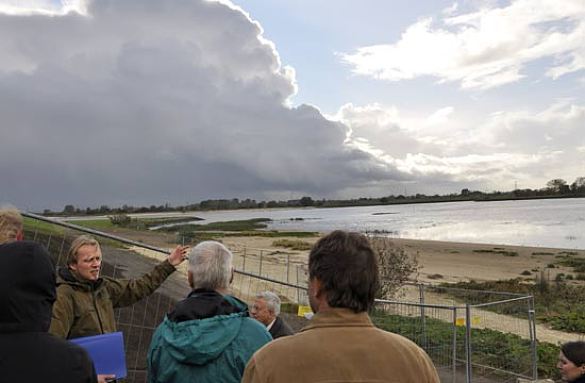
[{"xmin": 0, "ymin": 0, "xmax": 403, "ymax": 210}]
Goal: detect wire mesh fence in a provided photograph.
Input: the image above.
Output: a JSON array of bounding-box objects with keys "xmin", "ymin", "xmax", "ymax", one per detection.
[
  {"xmin": 23, "ymin": 215, "xmax": 309, "ymax": 383},
  {"xmin": 23, "ymin": 213, "xmax": 537, "ymax": 383},
  {"xmin": 374, "ymin": 284, "xmax": 538, "ymax": 383}
]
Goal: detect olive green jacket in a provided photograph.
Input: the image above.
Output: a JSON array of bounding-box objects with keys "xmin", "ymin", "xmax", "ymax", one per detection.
[{"xmin": 49, "ymin": 260, "xmax": 176, "ymax": 339}]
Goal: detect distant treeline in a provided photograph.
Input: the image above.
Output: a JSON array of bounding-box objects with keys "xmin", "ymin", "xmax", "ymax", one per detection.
[{"xmin": 43, "ymin": 176, "xmax": 585, "ymax": 216}]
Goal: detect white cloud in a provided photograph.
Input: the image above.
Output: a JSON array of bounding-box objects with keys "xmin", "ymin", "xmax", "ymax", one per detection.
[
  {"xmin": 426, "ymin": 106, "xmax": 454, "ymax": 125},
  {"xmin": 342, "ymin": 0, "xmax": 585, "ymax": 90},
  {"xmin": 0, "ymin": 0, "xmax": 87, "ymax": 15},
  {"xmin": 335, "ymin": 100, "xmax": 585, "ymax": 189}
]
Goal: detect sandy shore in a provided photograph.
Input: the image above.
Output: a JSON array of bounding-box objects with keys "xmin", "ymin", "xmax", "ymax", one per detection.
[
  {"xmin": 221, "ymin": 235, "xmax": 585, "ymax": 284},
  {"xmin": 126, "ymin": 233, "xmax": 585, "ymax": 344}
]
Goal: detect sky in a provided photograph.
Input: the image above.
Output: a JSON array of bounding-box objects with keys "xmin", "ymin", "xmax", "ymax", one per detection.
[{"xmin": 0, "ymin": 0, "xmax": 584, "ymax": 211}]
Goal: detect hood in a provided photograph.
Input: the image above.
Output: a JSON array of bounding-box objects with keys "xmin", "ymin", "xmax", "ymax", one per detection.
[
  {"xmin": 158, "ymin": 293, "xmax": 250, "ymax": 365},
  {"xmin": 0, "ymin": 241, "xmax": 56, "ymax": 333}
]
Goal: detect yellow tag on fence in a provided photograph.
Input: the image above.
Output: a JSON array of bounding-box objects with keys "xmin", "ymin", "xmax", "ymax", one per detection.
[
  {"xmin": 455, "ymin": 316, "xmax": 481, "ymax": 326},
  {"xmin": 297, "ymin": 305, "xmax": 313, "ymax": 318}
]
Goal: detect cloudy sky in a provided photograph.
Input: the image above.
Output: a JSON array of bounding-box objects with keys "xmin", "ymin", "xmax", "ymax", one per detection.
[{"xmin": 1, "ymin": 0, "xmax": 584, "ymax": 211}]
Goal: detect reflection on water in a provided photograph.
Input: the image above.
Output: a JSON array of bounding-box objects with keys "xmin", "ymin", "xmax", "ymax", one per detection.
[{"xmin": 192, "ymin": 198, "xmax": 585, "ymax": 249}]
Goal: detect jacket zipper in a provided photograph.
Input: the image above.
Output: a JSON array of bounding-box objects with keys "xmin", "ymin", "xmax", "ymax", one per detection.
[{"xmin": 92, "ymin": 287, "xmax": 105, "ymax": 334}]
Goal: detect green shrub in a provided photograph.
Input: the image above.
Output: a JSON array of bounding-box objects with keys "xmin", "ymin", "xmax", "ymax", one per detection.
[
  {"xmin": 473, "ymin": 249, "xmax": 518, "ymax": 257},
  {"xmin": 272, "ymin": 239, "xmax": 313, "ymax": 251},
  {"xmin": 370, "ymin": 312, "xmax": 559, "ymax": 380}
]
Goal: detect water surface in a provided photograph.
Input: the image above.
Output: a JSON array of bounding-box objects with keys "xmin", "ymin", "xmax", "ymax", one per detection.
[{"xmin": 191, "ymin": 198, "xmax": 585, "ymax": 250}]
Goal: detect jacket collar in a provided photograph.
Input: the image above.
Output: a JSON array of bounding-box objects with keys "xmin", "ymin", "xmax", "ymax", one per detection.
[
  {"xmin": 57, "ymin": 267, "xmax": 103, "ymax": 291},
  {"xmin": 301, "ymin": 308, "xmax": 372, "ymax": 332}
]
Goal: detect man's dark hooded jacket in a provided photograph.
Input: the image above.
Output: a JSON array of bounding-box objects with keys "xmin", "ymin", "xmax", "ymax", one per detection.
[{"xmin": 0, "ymin": 240, "xmax": 97, "ymax": 383}]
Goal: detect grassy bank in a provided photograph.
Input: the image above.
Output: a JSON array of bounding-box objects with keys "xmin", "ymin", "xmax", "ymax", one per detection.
[{"xmin": 371, "ymin": 312, "xmax": 559, "ymax": 380}]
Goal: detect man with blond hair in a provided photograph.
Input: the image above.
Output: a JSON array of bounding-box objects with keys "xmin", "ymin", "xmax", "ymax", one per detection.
[
  {"xmin": 147, "ymin": 241, "xmax": 271, "ymax": 383},
  {"xmin": 0, "ymin": 205, "xmax": 24, "ymax": 244},
  {"xmin": 50, "ymin": 234, "xmax": 189, "ymax": 340}
]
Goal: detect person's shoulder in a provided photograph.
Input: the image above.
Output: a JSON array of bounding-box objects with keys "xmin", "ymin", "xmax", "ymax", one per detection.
[
  {"xmin": 241, "ymin": 316, "xmax": 272, "ymax": 334},
  {"xmin": 0, "ymin": 240, "xmax": 51, "ymax": 262},
  {"xmin": 37, "ymin": 332, "xmax": 92, "ymax": 359},
  {"xmin": 237, "ymin": 316, "xmax": 272, "ymax": 344},
  {"xmin": 373, "ymin": 327, "xmax": 432, "ymax": 356}
]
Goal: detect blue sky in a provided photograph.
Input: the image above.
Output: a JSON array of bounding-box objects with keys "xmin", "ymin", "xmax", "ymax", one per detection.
[
  {"xmin": 0, "ymin": 0, "xmax": 584, "ymax": 210},
  {"xmin": 235, "ymin": 0, "xmax": 584, "ymax": 114}
]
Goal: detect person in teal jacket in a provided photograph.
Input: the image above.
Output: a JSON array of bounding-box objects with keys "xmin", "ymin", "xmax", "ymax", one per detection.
[{"xmin": 147, "ymin": 241, "xmax": 271, "ymax": 383}]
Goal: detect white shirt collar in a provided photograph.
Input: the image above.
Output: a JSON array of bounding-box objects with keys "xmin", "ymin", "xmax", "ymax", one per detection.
[{"xmin": 266, "ymin": 317, "xmax": 276, "ymax": 331}]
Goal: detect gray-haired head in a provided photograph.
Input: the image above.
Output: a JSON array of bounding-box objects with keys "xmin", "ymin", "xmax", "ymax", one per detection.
[
  {"xmin": 256, "ymin": 291, "xmax": 281, "ymax": 316},
  {"xmin": 188, "ymin": 241, "xmax": 233, "ymax": 291}
]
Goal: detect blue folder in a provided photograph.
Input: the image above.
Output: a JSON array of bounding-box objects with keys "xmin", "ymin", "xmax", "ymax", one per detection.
[{"xmin": 70, "ymin": 332, "xmax": 127, "ymax": 379}]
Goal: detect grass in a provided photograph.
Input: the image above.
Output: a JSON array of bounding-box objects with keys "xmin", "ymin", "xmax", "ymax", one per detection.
[
  {"xmin": 66, "ymin": 216, "xmax": 200, "ymax": 231},
  {"xmin": 473, "ymin": 248, "xmax": 519, "ymax": 257},
  {"xmin": 66, "ymin": 219, "xmax": 115, "ymax": 230},
  {"xmin": 159, "ymin": 218, "xmax": 272, "ymax": 232},
  {"xmin": 223, "ymin": 231, "xmax": 318, "ymax": 238},
  {"xmin": 272, "ymin": 239, "xmax": 313, "ymax": 251},
  {"xmin": 439, "ymin": 278, "xmax": 585, "ymax": 333},
  {"xmin": 23, "ymin": 217, "xmax": 66, "ymax": 236},
  {"xmin": 370, "ymin": 311, "xmax": 559, "ymax": 380},
  {"xmin": 555, "ymin": 254, "xmax": 585, "ymax": 272}
]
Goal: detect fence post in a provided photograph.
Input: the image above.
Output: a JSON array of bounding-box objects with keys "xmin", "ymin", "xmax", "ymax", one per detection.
[
  {"xmin": 286, "ymin": 253, "xmax": 290, "ymax": 284},
  {"xmin": 46, "ymin": 233, "xmax": 52, "ymax": 252},
  {"xmin": 528, "ymin": 296, "xmax": 538, "ymax": 380},
  {"xmin": 419, "ymin": 284, "xmax": 427, "ymax": 348},
  {"xmin": 242, "ymin": 248, "xmax": 246, "ymax": 272},
  {"xmin": 259, "ymin": 250, "xmax": 263, "ymax": 276},
  {"xmin": 296, "ymin": 266, "xmax": 300, "ymax": 303},
  {"xmin": 452, "ymin": 307, "xmax": 457, "ymax": 383},
  {"xmin": 465, "ymin": 304, "xmax": 472, "ymax": 383}
]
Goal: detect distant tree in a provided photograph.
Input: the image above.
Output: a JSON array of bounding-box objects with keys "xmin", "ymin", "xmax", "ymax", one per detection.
[
  {"xmin": 460, "ymin": 188, "xmax": 470, "ymax": 196},
  {"xmin": 299, "ymin": 196, "xmax": 314, "ymax": 206},
  {"xmin": 63, "ymin": 204, "xmax": 75, "ymax": 214},
  {"xmin": 571, "ymin": 177, "xmax": 585, "ymax": 193},
  {"xmin": 546, "ymin": 179, "xmax": 569, "ymax": 194}
]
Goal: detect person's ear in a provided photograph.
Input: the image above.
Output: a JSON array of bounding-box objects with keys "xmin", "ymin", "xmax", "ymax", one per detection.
[
  {"xmin": 311, "ymin": 278, "xmax": 323, "ymax": 298},
  {"xmin": 188, "ymin": 270, "xmax": 194, "ymax": 288},
  {"xmin": 229, "ymin": 267, "xmax": 234, "ymax": 285},
  {"xmin": 15, "ymin": 229, "xmax": 24, "ymax": 241}
]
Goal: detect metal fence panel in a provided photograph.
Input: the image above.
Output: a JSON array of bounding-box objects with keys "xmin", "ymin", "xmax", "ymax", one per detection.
[{"xmin": 23, "ymin": 215, "xmax": 537, "ymax": 383}]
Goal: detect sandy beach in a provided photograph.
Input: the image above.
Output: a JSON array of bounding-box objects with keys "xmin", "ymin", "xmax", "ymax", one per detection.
[
  {"xmin": 219, "ymin": 235, "xmax": 585, "ymax": 284},
  {"xmin": 119, "ymin": 229, "xmax": 585, "ymax": 346}
]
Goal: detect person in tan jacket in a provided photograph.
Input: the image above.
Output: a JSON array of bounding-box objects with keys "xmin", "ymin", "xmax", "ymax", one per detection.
[{"xmin": 242, "ymin": 230, "xmax": 440, "ymax": 383}]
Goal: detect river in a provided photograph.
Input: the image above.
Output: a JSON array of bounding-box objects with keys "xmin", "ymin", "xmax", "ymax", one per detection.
[{"xmin": 186, "ymin": 198, "xmax": 585, "ymax": 250}]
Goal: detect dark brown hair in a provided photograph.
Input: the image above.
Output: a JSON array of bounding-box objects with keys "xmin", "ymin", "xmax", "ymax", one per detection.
[
  {"xmin": 562, "ymin": 341, "xmax": 585, "ymax": 367},
  {"xmin": 309, "ymin": 230, "xmax": 379, "ymax": 313}
]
